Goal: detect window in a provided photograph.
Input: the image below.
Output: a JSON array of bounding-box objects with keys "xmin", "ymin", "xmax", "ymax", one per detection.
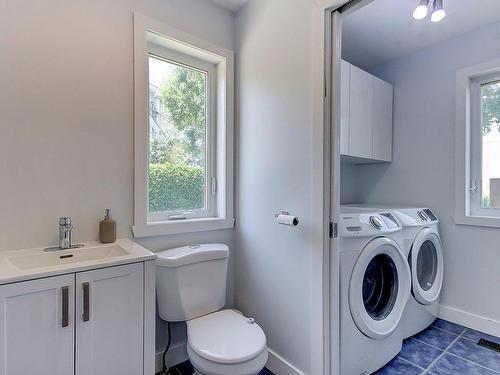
[
  {"xmin": 455, "ymin": 61, "xmax": 500, "ymax": 227},
  {"xmin": 133, "ymin": 14, "xmax": 234, "ymax": 237},
  {"xmin": 470, "ymin": 76, "xmax": 500, "ymax": 217},
  {"xmin": 148, "ymin": 54, "xmax": 214, "ymax": 221}
]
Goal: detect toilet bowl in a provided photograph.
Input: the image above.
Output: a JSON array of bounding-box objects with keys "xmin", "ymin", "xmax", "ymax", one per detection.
[
  {"xmin": 187, "ymin": 310, "xmax": 268, "ymax": 375},
  {"xmin": 155, "ymin": 244, "xmax": 268, "ymax": 375}
]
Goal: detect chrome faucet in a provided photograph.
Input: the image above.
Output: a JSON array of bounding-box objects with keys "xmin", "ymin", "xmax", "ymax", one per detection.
[{"xmin": 45, "ymin": 217, "xmax": 84, "ymax": 251}]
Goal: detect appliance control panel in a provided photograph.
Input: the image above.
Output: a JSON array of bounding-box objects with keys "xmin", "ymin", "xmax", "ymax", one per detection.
[
  {"xmin": 340, "ymin": 212, "xmax": 401, "ymax": 238},
  {"xmin": 392, "ymin": 208, "xmax": 439, "ymax": 226}
]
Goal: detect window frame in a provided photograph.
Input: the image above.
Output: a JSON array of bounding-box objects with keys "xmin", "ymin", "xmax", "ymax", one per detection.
[
  {"xmin": 469, "ymin": 73, "xmax": 500, "ymax": 219},
  {"xmin": 455, "ymin": 59, "xmax": 500, "ymax": 228},
  {"xmin": 147, "ymin": 50, "xmax": 216, "ymax": 222},
  {"xmin": 133, "ymin": 13, "xmax": 234, "ymax": 237}
]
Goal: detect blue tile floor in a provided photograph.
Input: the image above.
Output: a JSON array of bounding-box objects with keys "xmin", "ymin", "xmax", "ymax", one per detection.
[
  {"xmin": 165, "ymin": 360, "xmax": 274, "ymax": 375},
  {"xmin": 165, "ymin": 319, "xmax": 499, "ymax": 375},
  {"xmin": 374, "ymin": 319, "xmax": 500, "ymax": 375}
]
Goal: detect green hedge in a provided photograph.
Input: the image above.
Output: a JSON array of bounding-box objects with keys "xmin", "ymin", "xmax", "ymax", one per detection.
[{"xmin": 149, "ymin": 163, "xmax": 204, "ymax": 212}]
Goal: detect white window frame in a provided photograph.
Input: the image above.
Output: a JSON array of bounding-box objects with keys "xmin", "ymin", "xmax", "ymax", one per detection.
[
  {"xmin": 455, "ymin": 58, "xmax": 500, "ymax": 228},
  {"xmin": 132, "ymin": 13, "xmax": 234, "ymax": 237},
  {"xmin": 147, "ymin": 51, "xmax": 216, "ymax": 222}
]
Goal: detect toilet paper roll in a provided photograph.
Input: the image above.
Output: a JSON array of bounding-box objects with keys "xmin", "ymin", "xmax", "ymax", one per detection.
[{"xmin": 277, "ymin": 214, "xmax": 299, "ymax": 226}]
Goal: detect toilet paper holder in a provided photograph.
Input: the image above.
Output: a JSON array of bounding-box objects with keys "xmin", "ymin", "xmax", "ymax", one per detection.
[
  {"xmin": 274, "ymin": 210, "xmax": 290, "ymax": 218},
  {"xmin": 274, "ymin": 211, "xmax": 299, "ymax": 226}
]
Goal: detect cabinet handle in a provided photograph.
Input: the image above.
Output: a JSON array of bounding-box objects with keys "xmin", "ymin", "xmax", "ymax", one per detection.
[
  {"xmin": 82, "ymin": 282, "xmax": 90, "ymax": 322},
  {"xmin": 61, "ymin": 286, "xmax": 69, "ymax": 328}
]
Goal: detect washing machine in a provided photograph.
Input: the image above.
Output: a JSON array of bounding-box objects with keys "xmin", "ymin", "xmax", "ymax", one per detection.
[
  {"xmin": 346, "ymin": 205, "xmax": 444, "ymax": 339},
  {"xmin": 338, "ymin": 207, "xmax": 411, "ymax": 375}
]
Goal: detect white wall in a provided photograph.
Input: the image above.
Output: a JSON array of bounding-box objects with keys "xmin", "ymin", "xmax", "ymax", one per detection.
[
  {"xmin": 0, "ymin": 0, "xmax": 235, "ymax": 364},
  {"xmin": 356, "ymin": 21, "xmax": 500, "ymax": 328},
  {"xmin": 340, "ymin": 161, "xmax": 364, "ymax": 204},
  {"xmin": 235, "ymin": 0, "xmax": 319, "ymax": 373}
]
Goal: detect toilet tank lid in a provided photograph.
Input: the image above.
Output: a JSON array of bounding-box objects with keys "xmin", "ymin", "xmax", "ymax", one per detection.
[{"xmin": 156, "ymin": 243, "xmax": 229, "ymax": 268}]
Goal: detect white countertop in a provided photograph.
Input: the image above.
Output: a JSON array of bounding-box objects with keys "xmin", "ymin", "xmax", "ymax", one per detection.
[{"xmin": 0, "ymin": 238, "xmax": 156, "ymax": 286}]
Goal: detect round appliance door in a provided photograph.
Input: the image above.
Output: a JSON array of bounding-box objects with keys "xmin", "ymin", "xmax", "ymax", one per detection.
[
  {"xmin": 410, "ymin": 228, "xmax": 443, "ymax": 305},
  {"xmin": 349, "ymin": 237, "xmax": 411, "ymax": 340}
]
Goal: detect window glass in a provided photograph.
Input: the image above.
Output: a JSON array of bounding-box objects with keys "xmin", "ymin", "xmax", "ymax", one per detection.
[
  {"xmin": 481, "ymin": 80, "xmax": 500, "ymax": 209},
  {"xmin": 148, "ymin": 56, "xmax": 207, "ymax": 213}
]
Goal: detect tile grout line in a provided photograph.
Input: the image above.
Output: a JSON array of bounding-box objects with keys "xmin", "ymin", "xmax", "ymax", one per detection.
[
  {"xmin": 384, "ymin": 322, "xmax": 500, "ymax": 375},
  {"xmin": 431, "ymin": 324, "xmax": 466, "ymax": 336},
  {"xmin": 432, "ymin": 324, "xmax": 490, "ymax": 344},
  {"xmin": 435, "ymin": 326, "xmax": 500, "ymax": 374},
  {"xmin": 397, "ymin": 355, "xmax": 427, "ymax": 371},
  {"xmin": 444, "ymin": 350, "xmax": 500, "ymax": 374},
  {"xmin": 411, "ymin": 336, "xmax": 454, "ymax": 352},
  {"xmin": 403, "ymin": 325, "xmax": 500, "ymax": 375},
  {"xmin": 420, "ymin": 328, "xmax": 466, "ymax": 374}
]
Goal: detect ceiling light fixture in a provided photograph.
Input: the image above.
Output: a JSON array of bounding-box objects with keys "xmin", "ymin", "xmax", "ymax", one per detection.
[
  {"xmin": 431, "ymin": 0, "xmax": 446, "ymax": 22},
  {"xmin": 413, "ymin": 0, "xmax": 430, "ymax": 20}
]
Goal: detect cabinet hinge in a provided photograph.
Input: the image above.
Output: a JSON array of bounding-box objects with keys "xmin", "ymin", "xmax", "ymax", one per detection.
[{"xmin": 329, "ymin": 222, "xmax": 338, "ymax": 238}]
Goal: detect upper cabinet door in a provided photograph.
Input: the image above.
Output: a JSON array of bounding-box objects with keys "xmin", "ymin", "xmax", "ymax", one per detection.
[
  {"xmin": 340, "ymin": 60, "xmax": 351, "ymax": 155},
  {"xmin": 0, "ymin": 275, "xmax": 75, "ymax": 375},
  {"xmin": 76, "ymin": 263, "xmax": 144, "ymax": 375},
  {"xmin": 349, "ymin": 64, "xmax": 374, "ymax": 159},
  {"xmin": 372, "ymin": 77, "xmax": 394, "ymax": 162}
]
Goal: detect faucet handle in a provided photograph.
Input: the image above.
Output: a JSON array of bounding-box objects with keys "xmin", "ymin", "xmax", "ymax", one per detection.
[{"xmin": 59, "ymin": 217, "xmax": 72, "ymax": 227}]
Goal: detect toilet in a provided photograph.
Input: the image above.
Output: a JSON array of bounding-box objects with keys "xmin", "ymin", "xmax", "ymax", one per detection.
[{"xmin": 156, "ymin": 244, "xmax": 268, "ymax": 375}]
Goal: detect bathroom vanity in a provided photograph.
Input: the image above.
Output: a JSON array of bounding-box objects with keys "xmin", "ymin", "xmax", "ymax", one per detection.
[{"xmin": 0, "ymin": 239, "xmax": 156, "ymax": 375}]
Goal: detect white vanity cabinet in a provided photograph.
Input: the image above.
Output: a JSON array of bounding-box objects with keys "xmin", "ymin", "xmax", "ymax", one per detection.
[
  {"xmin": 76, "ymin": 263, "xmax": 144, "ymax": 375},
  {"xmin": 0, "ymin": 275, "xmax": 75, "ymax": 375},
  {"xmin": 0, "ymin": 260, "xmax": 154, "ymax": 375},
  {"xmin": 340, "ymin": 59, "xmax": 393, "ymax": 162}
]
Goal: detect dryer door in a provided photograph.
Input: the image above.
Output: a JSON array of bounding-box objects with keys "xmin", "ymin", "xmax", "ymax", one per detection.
[
  {"xmin": 410, "ymin": 228, "xmax": 444, "ymax": 305},
  {"xmin": 349, "ymin": 237, "xmax": 411, "ymax": 340}
]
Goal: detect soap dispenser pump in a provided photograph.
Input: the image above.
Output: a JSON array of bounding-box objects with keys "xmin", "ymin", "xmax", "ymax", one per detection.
[{"xmin": 99, "ymin": 209, "xmax": 116, "ymax": 243}]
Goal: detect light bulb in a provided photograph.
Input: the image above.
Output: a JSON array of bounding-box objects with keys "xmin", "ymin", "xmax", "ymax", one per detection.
[
  {"xmin": 431, "ymin": 0, "xmax": 446, "ymax": 22},
  {"xmin": 413, "ymin": 0, "xmax": 429, "ymax": 20}
]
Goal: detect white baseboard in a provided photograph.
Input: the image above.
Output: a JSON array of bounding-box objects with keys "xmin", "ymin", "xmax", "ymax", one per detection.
[
  {"xmin": 155, "ymin": 342, "xmax": 188, "ymax": 374},
  {"xmin": 439, "ymin": 304, "xmax": 500, "ymax": 337},
  {"xmin": 266, "ymin": 349, "xmax": 306, "ymax": 375}
]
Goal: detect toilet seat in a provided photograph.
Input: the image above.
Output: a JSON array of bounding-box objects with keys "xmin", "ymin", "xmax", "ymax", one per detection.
[{"xmin": 187, "ymin": 309, "xmax": 267, "ymax": 364}]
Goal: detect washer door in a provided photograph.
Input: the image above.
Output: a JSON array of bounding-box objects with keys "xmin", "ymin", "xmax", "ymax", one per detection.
[
  {"xmin": 410, "ymin": 228, "xmax": 444, "ymax": 305},
  {"xmin": 349, "ymin": 237, "xmax": 411, "ymax": 340}
]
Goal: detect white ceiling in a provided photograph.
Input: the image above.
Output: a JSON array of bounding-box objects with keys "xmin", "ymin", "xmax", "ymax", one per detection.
[
  {"xmin": 209, "ymin": 0, "xmax": 249, "ymax": 12},
  {"xmin": 342, "ymin": 0, "xmax": 500, "ymax": 70}
]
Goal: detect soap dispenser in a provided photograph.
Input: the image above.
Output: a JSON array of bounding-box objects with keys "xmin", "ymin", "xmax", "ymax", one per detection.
[{"xmin": 99, "ymin": 209, "xmax": 116, "ymax": 243}]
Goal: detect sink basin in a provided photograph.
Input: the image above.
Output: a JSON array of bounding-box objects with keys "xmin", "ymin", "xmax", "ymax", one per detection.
[{"xmin": 8, "ymin": 244, "xmax": 130, "ymax": 271}]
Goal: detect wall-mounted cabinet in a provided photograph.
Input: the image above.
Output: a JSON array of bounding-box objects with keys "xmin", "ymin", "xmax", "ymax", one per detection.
[{"xmin": 340, "ymin": 60, "xmax": 393, "ymax": 163}]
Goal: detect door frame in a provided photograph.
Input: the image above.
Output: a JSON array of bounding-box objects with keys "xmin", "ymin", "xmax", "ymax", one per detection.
[{"xmin": 313, "ymin": 1, "xmax": 375, "ymax": 375}]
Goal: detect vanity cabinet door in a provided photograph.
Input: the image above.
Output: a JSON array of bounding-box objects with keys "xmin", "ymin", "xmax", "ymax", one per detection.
[
  {"xmin": 76, "ymin": 263, "xmax": 144, "ymax": 375},
  {"xmin": 0, "ymin": 275, "xmax": 75, "ymax": 375}
]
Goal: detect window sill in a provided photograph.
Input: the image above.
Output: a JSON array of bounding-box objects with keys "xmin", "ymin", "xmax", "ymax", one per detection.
[
  {"xmin": 132, "ymin": 217, "xmax": 235, "ymax": 238},
  {"xmin": 454, "ymin": 214, "xmax": 500, "ymax": 229}
]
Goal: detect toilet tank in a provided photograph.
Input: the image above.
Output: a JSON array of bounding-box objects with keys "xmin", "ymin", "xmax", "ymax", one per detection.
[{"xmin": 156, "ymin": 244, "xmax": 229, "ymax": 322}]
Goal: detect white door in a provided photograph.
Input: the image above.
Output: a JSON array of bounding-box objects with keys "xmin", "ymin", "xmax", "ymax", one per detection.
[
  {"xmin": 349, "ymin": 64, "xmax": 374, "ymax": 159},
  {"xmin": 0, "ymin": 275, "xmax": 75, "ymax": 375},
  {"xmin": 372, "ymin": 76, "xmax": 393, "ymax": 161},
  {"xmin": 76, "ymin": 263, "xmax": 144, "ymax": 375}
]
